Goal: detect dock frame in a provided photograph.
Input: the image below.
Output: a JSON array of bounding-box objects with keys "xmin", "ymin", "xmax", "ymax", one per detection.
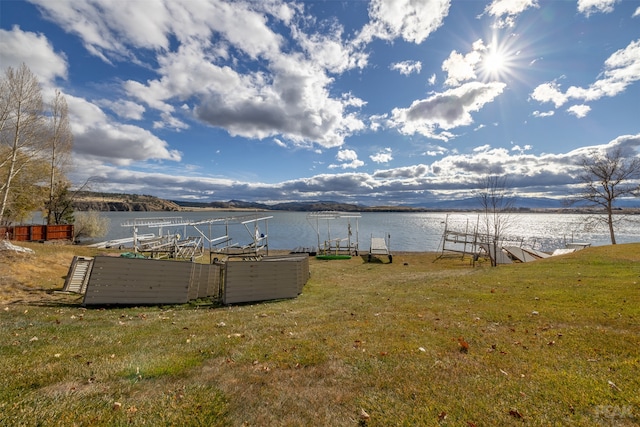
[
  {"xmin": 307, "ymin": 211, "xmax": 360, "ymax": 256},
  {"xmin": 90, "ymin": 213, "xmax": 273, "ymax": 261}
]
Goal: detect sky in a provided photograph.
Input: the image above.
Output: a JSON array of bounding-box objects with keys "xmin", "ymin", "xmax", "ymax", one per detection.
[{"xmin": 1, "ymin": 0, "xmax": 639, "ymax": 206}]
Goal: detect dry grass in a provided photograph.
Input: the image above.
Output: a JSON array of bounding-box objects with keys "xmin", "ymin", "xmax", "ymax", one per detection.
[
  {"xmin": 1, "ymin": 242, "xmax": 639, "ymax": 426},
  {"xmin": 0, "ymin": 243, "xmax": 105, "ymax": 304}
]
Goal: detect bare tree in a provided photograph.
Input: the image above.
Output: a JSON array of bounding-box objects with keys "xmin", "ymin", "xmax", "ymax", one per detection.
[
  {"xmin": 475, "ymin": 174, "xmax": 514, "ymax": 266},
  {"xmin": 74, "ymin": 210, "xmax": 109, "ymax": 241},
  {"xmin": 0, "ymin": 64, "xmax": 47, "ymax": 223},
  {"xmin": 45, "ymin": 89, "xmax": 74, "ymax": 224},
  {"xmin": 573, "ymin": 147, "xmax": 640, "ymax": 245}
]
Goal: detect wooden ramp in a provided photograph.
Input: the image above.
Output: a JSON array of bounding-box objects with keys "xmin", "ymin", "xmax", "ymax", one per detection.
[
  {"xmin": 363, "ymin": 236, "xmax": 392, "ymax": 263},
  {"xmin": 479, "ymin": 243, "xmax": 512, "ymax": 265},
  {"xmin": 522, "ymin": 248, "xmax": 551, "ymax": 259},
  {"xmin": 370, "ymin": 237, "xmax": 389, "ymax": 255},
  {"xmin": 503, "ymin": 246, "xmax": 542, "ymax": 263},
  {"xmin": 62, "ymin": 256, "xmax": 94, "ymax": 293}
]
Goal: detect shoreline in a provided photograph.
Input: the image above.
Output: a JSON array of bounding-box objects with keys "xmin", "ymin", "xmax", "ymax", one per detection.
[{"xmin": 71, "ymin": 206, "xmax": 640, "ymax": 214}]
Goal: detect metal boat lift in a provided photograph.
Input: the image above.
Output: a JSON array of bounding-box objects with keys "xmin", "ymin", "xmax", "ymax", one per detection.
[
  {"xmin": 435, "ymin": 215, "xmax": 482, "ymax": 260},
  {"xmin": 114, "ymin": 214, "xmax": 273, "ymax": 261},
  {"xmin": 435, "ymin": 214, "xmax": 558, "ymax": 265},
  {"xmin": 198, "ymin": 214, "xmax": 273, "ymax": 260},
  {"xmin": 307, "ymin": 211, "xmax": 360, "ymax": 256}
]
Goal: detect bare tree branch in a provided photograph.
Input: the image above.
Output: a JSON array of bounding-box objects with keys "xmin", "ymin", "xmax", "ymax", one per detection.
[
  {"xmin": 475, "ymin": 174, "xmax": 514, "ymax": 266},
  {"xmin": 45, "ymin": 89, "xmax": 74, "ymax": 224},
  {"xmin": 571, "ymin": 147, "xmax": 640, "ymax": 244}
]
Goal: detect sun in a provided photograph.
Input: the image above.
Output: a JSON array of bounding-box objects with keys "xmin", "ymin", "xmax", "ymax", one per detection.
[
  {"xmin": 479, "ymin": 33, "xmax": 519, "ymax": 82},
  {"xmin": 483, "ymin": 49, "xmax": 506, "ymax": 75}
]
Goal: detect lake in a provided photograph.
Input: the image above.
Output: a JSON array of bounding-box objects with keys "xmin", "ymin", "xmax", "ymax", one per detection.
[{"xmin": 44, "ymin": 210, "xmax": 640, "ymax": 252}]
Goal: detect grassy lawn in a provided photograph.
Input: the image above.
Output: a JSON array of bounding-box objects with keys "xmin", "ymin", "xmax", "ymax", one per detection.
[{"xmin": 1, "ymin": 242, "xmax": 639, "ymax": 426}]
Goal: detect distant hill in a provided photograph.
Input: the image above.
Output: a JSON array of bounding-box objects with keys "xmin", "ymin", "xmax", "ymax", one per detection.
[
  {"xmin": 73, "ymin": 191, "xmax": 181, "ymax": 212},
  {"xmin": 172, "ymin": 199, "xmax": 366, "ymax": 212},
  {"xmin": 412, "ymin": 196, "xmax": 639, "ymax": 210},
  {"xmin": 173, "ymin": 196, "xmax": 574, "ymax": 211},
  {"xmin": 72, "ymin": 191, "xmax": 638, "ymax": 212},
  {"xmin": 411, "ymin": 196, "xmax": 566, "ymax": 210}
]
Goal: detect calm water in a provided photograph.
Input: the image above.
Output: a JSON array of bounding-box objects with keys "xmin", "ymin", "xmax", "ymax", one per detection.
[{"xmin": 32, "ymin": 210, "xmax": 640, "ymax": 252}]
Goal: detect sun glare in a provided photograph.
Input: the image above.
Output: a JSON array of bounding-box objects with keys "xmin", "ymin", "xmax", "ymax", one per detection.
[
  {"xmin": 479, "ymin": 33, "xmax": 520, "ymax": 82},
  {"xmin": 484, "ymin": 50, "xmax": 506, "ymax": 74}
]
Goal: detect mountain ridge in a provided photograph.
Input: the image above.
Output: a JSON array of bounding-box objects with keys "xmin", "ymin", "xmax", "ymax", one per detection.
[{"xmin": 69, "ymin": 191, "xmax": 639, "ymax": 212}]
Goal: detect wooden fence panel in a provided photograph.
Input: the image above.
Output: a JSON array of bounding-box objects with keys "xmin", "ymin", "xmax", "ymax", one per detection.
[
  {"xmin": 0, "ymin": 227, "xmax": 7, "ymax": 239},
  {"xmin": 12, "ymin": 226, "xmax": 35, "ymax": 241},
  {"xmin": 0, "ymin": 225, "xmax": 73, "ymax": 241},
  {"xmin": 45, "ymin": 225, "xmax": 74, "ymax": 240}
]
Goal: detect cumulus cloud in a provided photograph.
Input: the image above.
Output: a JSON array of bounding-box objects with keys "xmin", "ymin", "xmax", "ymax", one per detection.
[
  {"xmin": 511, "ymin": 144, "xmax": 532, "ymax": 154},
  {"xmin": 373, "ymin": 164, "xmax": 429, "ymax": 179},
  {"xmin": 390, "ymin": 81, "xmax": 506, "ymax": 140},
  {"xmin": 29, "ymin": 0, "xmax": 288, "ymax": 62},
  {"xmin": 530, "ymin": 81, "xmax": 568, "ymax": 107},
  {"xmin": 609, "ymin": 133, "xmax": 640, "ymax": 156},
  {"xmin": 0, "ymin": 23, "xmax": 180, "ymax": 169},
  {"xmin": 13, "ymin": 0, "xmax": 637, "ymax": 206},
  {"xmin": 484, "ymin": 0, "xmax": 539, "ymax": 28},
  {"xmin": 293, "ymin": 20, "xmax": 368, "ymax": 74},
  {"xmin": 566, "ymin": 133, "xmax": 640, "ymax": 162},
  {"xmin": 67, "ymin": 95, "xmax": 181, "ymax": 166},
  {"xmin": 531, "ymin": 39, "xmax": 640, "ymax": 111},
  {"xmin": 329, "ymin": 149, "xmax": 365, "ymax": 169},
  {"xmin": 567, "ymin": 104, "xmax": 591, "ymax": 118},
  {"xmin": 425, "ymin": 144, "xmax": 448, "ymax": 156},
  {"xmin": 430, "ymin": 146, "xmax": 570, "ymax": 188},
  {"xmin": 92, "ymin": 136, "xmax": 639, "ymax": 204},
  {"xmin": 21, "ymin": 0, "xmax": 481, "ymax": 158},
  {"xmin": 0, "ymin": 26, "xmax": 67, "ymax": 86},
  {"xmin": 368, "ymin": 114, "xmax": 388, "ymax": 132},
  {"xmin": 29, "ymin": 0, "xmax": 158, "ymax": 63},
  {"xmin": 357, "ymin": 0, "xmax": 450, "ymax": 44},
  {"xmin": 30, "ymin": 0, "xmax": 372, "ymax": 148},
  {"xmin": 97, "ymin": 99, "xmax": 146, "ymax": 120},
  {"xmin": 532, "ymin": 110, "xmax": 555, "ymax": 118},
  {"xmin": 370, "ymin": 148, "xmax": 393, "ymax": 163},
  {"xmin": 390, "ymin": 60, "xmax": 422, "ymax": 76},
  {"xmin": 442, "ymin": 40, "xmax": 485, "ymax": 86},
  {"xmin": 70, "ymin": 132, "xmax": 640, "ymax": 205},
  {"xmin": 577, "ymin": 0, "xmax": 619, "ymax": 16},
  {"xmin": 192, "ymin": 58, "xmax": 366, "ymax": 148},
  {"xmin": 153, "ymin": 112, "xmax": 189, "ymax": 131}
]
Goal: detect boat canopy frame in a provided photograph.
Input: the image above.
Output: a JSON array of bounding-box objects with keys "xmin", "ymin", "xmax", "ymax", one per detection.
[
  {"xmin": 307, "ymin": 211, "xmax": 360, "ymax": 256},
  {"xmin": 90, "ymin": 213, "xmax": 273, "ymax": 260}
]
